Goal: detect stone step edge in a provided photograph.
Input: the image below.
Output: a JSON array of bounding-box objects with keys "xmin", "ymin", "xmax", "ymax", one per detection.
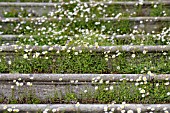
[
  {"xmin": 1, "ymin": 45, "xmax": 170, "ymax": 52},
  {"xmin": 0, "ymin": 74, "xmax": 169, "ymax": 82},
  {"xmin": 1, "ymin": 17, "xmax": 170, "ymax": 22},
  {"xmin": 0, "ymin": 1, "xmax": 170, "ymax": 6},
  {"xmin": 0, "ymin": 104, "xmax": 169, "ymax": 112},
  {"xmin": 1, "ymin": 34, "xmax": 167, "ymax": 41}
]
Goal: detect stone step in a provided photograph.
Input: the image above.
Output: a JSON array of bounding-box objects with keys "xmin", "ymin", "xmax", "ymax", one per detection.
[
  {"xmin": 0, "ymin": 1, "xmax": 169, "ymax": 112},
  {"xmin": 0, "ymin": 74, "xmax": 170, "ymax": 104},
  {"xmin": 1, "ymin": 73, "xmax": 169, "ymax": 81},
  {"xmin": 0, "ymin": 104, "xmax": 170, "ymax": 112},
  {"xmin": 0, "ymin": 1, "xmax": 170, "ymax": 18},
  {"xmin": 1, "ymin": 45, "xmax": 170, "ymax": 52},
  {"xmin": 0, "ymin": 34, "xmax": 160, "ymax": 41},
  {"xmin": 1, "ymin": 34, "xmax": 170, "ymax": 40},
  {"xmin": 1, "ymin": 34, "xmax": 170, "ymax": 46},
  {"xmin": 1, "ymin": 49, "xmax": 170, "ymax": 74},
  {"xmin": 1, "ymin": 17, "xmax": 170, "ymax": 22},
  {"xmin": 0, "ymin": 0, "xmax": 169, "ymax": 2},
  {"xmin": 0, "ymin": 1, "xmax": 169, "ymax": 5},
  {"xmin": 0, "ymin": 17, "xmax": 169, "ymax": 35}
]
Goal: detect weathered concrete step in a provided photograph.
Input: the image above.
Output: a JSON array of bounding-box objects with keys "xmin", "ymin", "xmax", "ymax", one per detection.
[
  {"xmin": 0, "ymin": 0, "xmax": 168, "ymax": 3},
  {"xmin": 0, "ymin": 74, "xmax": 169, "ymax": 103},
  {"xmin": 1, "ymin": 34, "xmax": 169, "ymax": 40},
  {"xmin": 1, "ymin": 45, "xmax": 170, "ymax": 52},
  {"xmin": 1, "ymin": 74, "xmax": 169, "ymax": 82},
  {"xmin": 0, "ymin": 1, "xmax": 170, "ymax": 17},
  {"xmin": 1, "ymin": 17, "xmax": 170, "ymax": 22},
  {"xmin": 0, "ymin": 34, "xmax": 170, "ymax": 41},
  {"xmin": 0, "ymin": 17, "xmax": 169, "ymax": 34},
  {"xmin": 1, "ymin": 34, "xmax": 170, "ymax": 46},
  {"xmin": 0, "ymin": 1, "xmax": 170, "ymax": 6},
  {"xmin": 0, "ymin": 104, "xmax": 170, "ymax": 113}
]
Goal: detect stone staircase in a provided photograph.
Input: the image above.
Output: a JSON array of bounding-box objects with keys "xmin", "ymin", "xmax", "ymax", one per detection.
[{"xmin": 0, "ymin": 0, "xmax": 170, "ymax": 112}]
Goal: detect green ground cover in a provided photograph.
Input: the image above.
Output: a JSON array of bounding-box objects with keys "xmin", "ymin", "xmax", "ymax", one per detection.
[{"xmin": 0, "ymin": 52, "xmax": 170, "ymax": 74}]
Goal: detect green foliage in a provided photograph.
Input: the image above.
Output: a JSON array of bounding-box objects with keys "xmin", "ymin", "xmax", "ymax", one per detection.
[
  {"xmin": 95, "ymin": 81, "xmax": 140, "ymax": 103},
  {"xmin": 1, "ymin": 52, "xmax": 170, "ymax": 74},
  {"xmin": 64, "ymin": 93, "xmax": 78, "ymax": 102},
  {"xmin": 150, "ymin": 4, "xmax": 170, "ymax": 17}
]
